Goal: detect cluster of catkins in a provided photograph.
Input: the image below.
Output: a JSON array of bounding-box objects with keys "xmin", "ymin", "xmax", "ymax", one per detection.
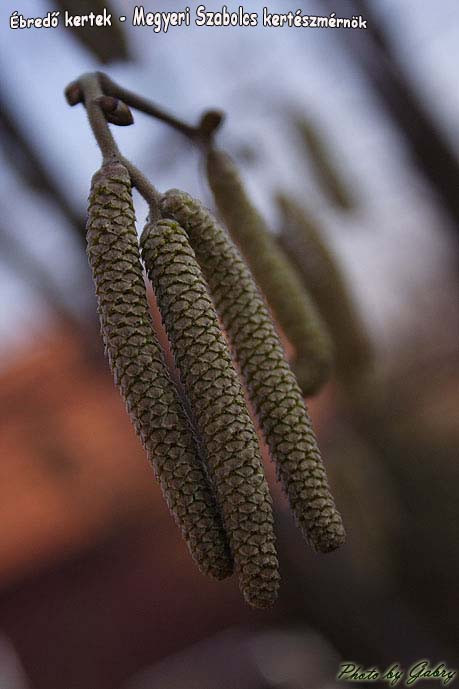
[
  {"xmin": 86, "ymin": 156, "xmax": 345, "ymax": 608},
  {"xmin": 205, "ymin": 148, "xmax": 334, "ymax": 396}
]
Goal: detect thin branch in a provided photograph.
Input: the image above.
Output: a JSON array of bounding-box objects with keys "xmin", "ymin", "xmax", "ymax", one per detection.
[
  {"xmin": 317, "ymin": 0, "xmax": 459, "ymax": 234},
  {"xmin": 78, "ymin": 73, "xmax": 121, "ymax": 162},
  {"xmin": 0, "ymin": 95, "xmax": 85, "ymax": 243},
  {"xmin": 97, "ymin": 72, "xmax": 224, "ymax": 146},
  {"xmin": 119, "ymin": 155, "xmax": 162, "ymax": 215},
  {"xmin": 72, "ymin": 73, "xmax": 162, "ymax": 212},
  {"xmin": 97, "ymin": 72, "xmax": 200, "ymax": 140}
]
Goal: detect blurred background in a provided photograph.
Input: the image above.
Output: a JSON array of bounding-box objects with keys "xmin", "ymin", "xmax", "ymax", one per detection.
[{"xmin": 0, "ymin": 1, "xmax": 458, "ymax": 687}]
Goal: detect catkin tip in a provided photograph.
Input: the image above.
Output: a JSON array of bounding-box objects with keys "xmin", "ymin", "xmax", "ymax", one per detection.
[{"xmin": 309, "ymin": 518, "xmax": 346, "ymax": 554}]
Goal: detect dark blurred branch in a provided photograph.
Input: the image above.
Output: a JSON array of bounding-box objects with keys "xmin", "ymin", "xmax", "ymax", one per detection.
[
  {"xmin": 0, "ymin": 95, "xmax": 86, "ymax": 244},
  {"xmin": 52, "ymin": 0, "xmax": 131, "ymax": 64},
  {"xmin": 0, "ymin": 92, "xmax": 106, "ymax": 347},
  {"xmin": 276, "ymin": 482, "xmax": 456, "ymax": 670},
  {"xmin": 292, "ymin": 115, "xmax": 357, "ymax": 211},
  {"xmin": 320, "ymin": 0, "xmax": 459, "ymax": 231},
  {"xmin": 0, "ymin": 89, "xmax": 111, "ymax": 363}
]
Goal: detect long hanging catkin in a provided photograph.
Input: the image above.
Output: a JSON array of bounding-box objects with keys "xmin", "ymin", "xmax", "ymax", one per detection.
[
  {"xmin": 140, "ymin": 217, "xmax": 279, "ymax": 607},
  {"xmin": 277, "ymin": 193, "xmax": 372, "ymax": 387},
  {"xmin": 160, "ymin": 189, "xmax": 346, "ymax": 553},
  {"xmin": 86, "ymin": 161, "xmax": 232, "ymax": 580},
  {"xmin": 206, "ymin": 148, "xmax": 333, "ymax": 396}
]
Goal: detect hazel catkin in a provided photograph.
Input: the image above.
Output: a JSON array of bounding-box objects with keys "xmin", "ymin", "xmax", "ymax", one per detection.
[
  {"xmin": 276, "ymin": 193, "xmax": 372, "ymax": 387},
  {"xmin": 86, "ymin": 160, "xmax": 232, "ymax": 580},
  {"xmin": 140, "ymin": 217, "xmax": 280, "ymax": 607},
  {"xmin": 206, "ymin": 148, "xmax": 333, "ymax": 396},
  {"xmin": 160, "ymin": 189, "xmax": 346, "ymax": 553}
]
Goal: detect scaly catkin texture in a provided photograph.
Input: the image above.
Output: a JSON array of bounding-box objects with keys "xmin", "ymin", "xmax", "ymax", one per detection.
[
  {"xmin": 86, "ymin": 161, "xmax": 232, "ymax": 580},
  {"xmin": 277, "ymin": 193, "xmax": 372, "ymax": 387},
  {"xmin": 160, "ymin": 189, "xmax": 346, "ymax": 553},
  {"xmin": 206, "ymin": 148, "xmax": 333, "ymax": 396},
  {"xmin": 140, "ymin": 218, "xmax": 279, "ymax": 607}
]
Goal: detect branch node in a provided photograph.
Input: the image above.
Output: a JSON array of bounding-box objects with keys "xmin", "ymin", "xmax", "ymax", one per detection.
[
  {"xmin": 197, "ymin": 110, "xmax": 225, "ymax": 146},
  {"xmin": 64, "ymin": 81, "xmax": 83, "ymax": 106}
]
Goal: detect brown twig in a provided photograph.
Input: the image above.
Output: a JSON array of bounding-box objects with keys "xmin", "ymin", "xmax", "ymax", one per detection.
[
  {"xmin": 97, "ymin": 72, "xmax": 224, "ymax": 146},
  {"xmin": 67, "ymin": 72, "xmax": 162, "ymax": 211}
]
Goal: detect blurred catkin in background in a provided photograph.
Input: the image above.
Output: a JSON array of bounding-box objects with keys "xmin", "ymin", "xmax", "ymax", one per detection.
[
  {"xmin": 205, "ymin": 147, "xmax": 334, "ymax": 396},
  {"xmin": 276, "ymin": 193, "xmax": 373, "ymax": 389},
  {"xmin": 293, "ymin": 115, "xmax": 357, "ymax": 212}
]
